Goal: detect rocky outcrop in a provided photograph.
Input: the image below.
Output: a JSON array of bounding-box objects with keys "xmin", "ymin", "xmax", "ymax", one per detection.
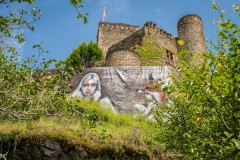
[{"xmin": 1, "ymin": 138, "xmax": 149, "ymax": 160}]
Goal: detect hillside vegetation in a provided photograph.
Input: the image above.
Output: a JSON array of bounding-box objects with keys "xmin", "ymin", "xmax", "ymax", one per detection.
[
  {"xmin": 0, "ymin": 99, "xmax": 178, "ymax": 159},
  {"xmin": 0, "ymin": 0, "xmax": 239, "ymax": 159}
]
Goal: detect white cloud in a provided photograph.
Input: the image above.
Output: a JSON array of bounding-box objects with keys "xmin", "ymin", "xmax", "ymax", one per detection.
[
  {"xmin": 104, "ymin": 0, "xmax": 130, "ymax": 14},
  {"xmin": 3, "ymin": 29, "xmax": 25, "ymax": 57},
  {"xmin": 155, "ymin": 8, "xmax": 163, "ymax": 16}
]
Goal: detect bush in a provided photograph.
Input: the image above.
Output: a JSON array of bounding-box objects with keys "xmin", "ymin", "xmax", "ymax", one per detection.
[
  {"xmin": 0, "ymin": 48, "xmax": 70, "ymax": 121},
  {"xmin": 156, "ymin": 2, "xmax": 240, "ymax": 159}
]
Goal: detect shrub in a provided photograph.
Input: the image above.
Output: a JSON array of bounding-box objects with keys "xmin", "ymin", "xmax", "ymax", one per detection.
[{"xmin": 156, "ymin": 2, "xmax": 240, "ymax": 159}]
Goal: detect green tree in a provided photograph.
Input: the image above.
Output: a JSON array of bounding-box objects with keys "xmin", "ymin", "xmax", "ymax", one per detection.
[
  {"xmin": 156, "ymin": 1, "xmax": 240, "ymax": 159},
  {"xmin": 0, "ymin": 0, "xmax": 88, "ymax": 120},
  {"xmin": 65, "ymin": 41, "xmax": 103, "ymax": 72},
  {"xmin": 0, "ymin": 0, "xmax": 87, "ymax": 57},
  {"xmin": 0, "ymin": 45, "xmax": 71, "ymax": 120}
]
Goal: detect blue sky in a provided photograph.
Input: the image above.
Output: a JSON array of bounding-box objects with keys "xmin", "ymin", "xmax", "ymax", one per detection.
[{"xmin": 2, "ymin": 0, "xmax": 239, "ymax": 62}]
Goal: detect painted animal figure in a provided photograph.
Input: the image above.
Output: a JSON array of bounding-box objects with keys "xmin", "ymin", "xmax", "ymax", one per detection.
[
  {"xmin": 135, "ymin": 80, "xmax": 167, "ymax": 120},
  {"xmin": 136, "ymin": 81, "xmax": 167, "ymax": 102}
]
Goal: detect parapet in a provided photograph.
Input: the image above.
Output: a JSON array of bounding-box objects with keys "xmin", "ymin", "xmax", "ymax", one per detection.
[
  {"xmin": 98, "ymin": 21, "xmax": 140, "ymax": 31},
  {"xmin": 144, "ymin": 21, "xmax": 175, "ymax": 39},
  {"xmin": 144, "ymin": 21, "xmax": 157, "ymax": 29}
]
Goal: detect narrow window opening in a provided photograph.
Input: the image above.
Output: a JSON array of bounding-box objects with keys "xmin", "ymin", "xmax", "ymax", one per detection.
[{"xmin": 166, "ymin": 50, "xmax": 175, "ymax": 66}]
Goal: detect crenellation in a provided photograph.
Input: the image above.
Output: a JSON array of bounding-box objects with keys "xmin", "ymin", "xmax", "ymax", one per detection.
[
  {"xmin": 99, "ymin": 22, "xmax": 140, "ymax": 30},
  {"xmin": 144, "ymin": 21, "xmax": 157, "ymax": 29}
]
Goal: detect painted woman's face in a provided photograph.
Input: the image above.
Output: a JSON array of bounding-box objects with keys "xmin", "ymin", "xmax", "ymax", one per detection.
[{"xmin": 82, "ymin": 78, "xmax": 97, "ymax": 96}]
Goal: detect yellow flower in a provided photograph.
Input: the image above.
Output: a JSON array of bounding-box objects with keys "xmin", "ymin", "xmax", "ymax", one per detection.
[
  {"xmin": 177, "ymin": 40, "xmax": 185, "ymax": 46},
  {"xmin": 196, "ymin": 117, "xmax": 201, "ymax": 122},
  {"xmin": 217, "ymin": 63, "xmax": 222, "ymax": 68}
]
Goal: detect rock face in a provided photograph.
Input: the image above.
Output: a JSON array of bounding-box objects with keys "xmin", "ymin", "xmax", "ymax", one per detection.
[{"xmin": 2, "ymin": 139, "xmax": 149, "ymax": 160}]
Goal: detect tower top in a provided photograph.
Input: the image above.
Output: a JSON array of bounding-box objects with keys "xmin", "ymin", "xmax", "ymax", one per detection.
[{"xmin": 177, "ymin": 14, "xmax": 203, "ymax": 26}]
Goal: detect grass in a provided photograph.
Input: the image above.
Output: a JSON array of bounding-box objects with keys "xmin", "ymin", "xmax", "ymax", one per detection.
[{"xmin": 0, "ymin": 99, "xmax": 175, "ymax": 159}]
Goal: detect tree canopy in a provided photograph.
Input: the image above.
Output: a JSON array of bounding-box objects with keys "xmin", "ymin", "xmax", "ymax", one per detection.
[
  {"xmin": 0, "ymin": 0, "xmax": 88, "ymax": 120},
  {"xmin": 65, "ymin": 41, "xmax": 103, "ymax": 72}
]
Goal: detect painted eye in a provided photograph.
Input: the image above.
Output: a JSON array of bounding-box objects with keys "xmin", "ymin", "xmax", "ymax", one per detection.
[
  {"xmin": 91, "ymin": 84, "xmax": 97, "ymax": 87},
  {"xmin": 83, "ymin": 84, "xmax": 88, "ymax": 87}
]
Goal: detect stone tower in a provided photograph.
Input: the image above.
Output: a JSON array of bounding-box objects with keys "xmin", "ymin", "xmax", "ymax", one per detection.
[{"xmin": 177, "ymin": 14, "xmax": 207, "ymax": 59}]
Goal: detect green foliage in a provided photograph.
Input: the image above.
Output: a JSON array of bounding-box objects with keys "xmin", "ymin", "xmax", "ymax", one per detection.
[
  {"xmin": 0, "ymin": 99, "xmax": 175, "ymax": 159},
  {"xmin": 134, "ymin": 37, "xmax": 167, "ymax": 66},
  {"xmin": 0, "ymin": 0, "xmax": 89, "ymax": 120},
  {"xmin": 1, "ymin": 0, "xmax": 35, "ymax": 4},
  {"xmin": 0, "ymin": 1, "xmax": 42, "ymax": 52},
  {"xmin": 70, "ymin": 0, "xmax": 89, "ymax": 24},
  {"xmin": 156, "ymin": 2, "xmax": 240, "ymax": 159},
  {"xmin": 0, "ymin": 0, "xmax": 87, "ymax": 53},
  {"xmin": 0, "ymin": 46, "xmax": 71, "ymax": 121},
  {"xmin": 65, "ymin": 41, "xmax": 103, "ymax": 72}
]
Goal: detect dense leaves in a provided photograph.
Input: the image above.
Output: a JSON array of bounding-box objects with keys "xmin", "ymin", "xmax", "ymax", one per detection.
[
  {"xmin": 156, "ymin": 1, "xmax": 240, "ymax": 159},
  {"xmin": 0, "ymin": 0, "xmax": 87, "ymax": 120},
  {"xmin": 0, "ymin": 0, "xmax": 87, "ymax": 50},
  {"xmin": 65, "ymin": 41, "xmax": 103, "ymax": 72},
  {"xmin": 0, "ymin": 47, "xmax": 71, "ymax": 120}
]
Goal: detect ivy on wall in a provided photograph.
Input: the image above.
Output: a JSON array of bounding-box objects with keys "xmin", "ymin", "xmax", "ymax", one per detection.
[{"xmin": 134, "ymin": 37, "xmax": 167, "ymax": 66}]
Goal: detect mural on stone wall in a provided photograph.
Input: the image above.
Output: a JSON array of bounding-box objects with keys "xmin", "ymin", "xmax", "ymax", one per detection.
[{"xmin": 70, "ymin": 66, "xmax": 171, "ymax": 120}]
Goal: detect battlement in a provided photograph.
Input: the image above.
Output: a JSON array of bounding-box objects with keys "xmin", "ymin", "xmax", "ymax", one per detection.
[
  {"xmin": 144, "ymin": 21, "xmax": 157, "ymax": 29},
  {"xmin": 98, "ymin": 21, "xmax": 140, "ymax": 31},
  {"xmin": 143, "ymin": 21, "xmax": 175, "ymax": 39}
]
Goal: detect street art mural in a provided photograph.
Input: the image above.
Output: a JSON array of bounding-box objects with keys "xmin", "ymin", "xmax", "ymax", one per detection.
[
  {"xmin": 70, "ymin": 66, "xmax": 171, "ymax": 120},
  {"xmin": 71, "ymin": 72, "xmax": 117, "ymax": 113}
]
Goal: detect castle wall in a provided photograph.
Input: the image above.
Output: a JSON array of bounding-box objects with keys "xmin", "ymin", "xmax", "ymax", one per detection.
[
  {"xmin": 106, "ymin": 22, "xmax": 178, "ymax": 67},
  {"xmin": 143, "ymin": 22, "xmax": 178, "ymax": 53},
  {"xmin": 97, "ymin": 22, "xmax": 140, "ymax": 57},
  {"xmin": 107, "ymin": 22, "xmax": 178, "ymax": 55},
  {"xmin": 107, "ymin": 28, "xmax": 145, "ymax": 54}
]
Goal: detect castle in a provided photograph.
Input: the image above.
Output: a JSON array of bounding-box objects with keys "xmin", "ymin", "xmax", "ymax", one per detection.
[
  {"xmin": 69, "ymin": 14, "xmax": 207, "ymax": 116},
  {"xmin": 97, "ymin": 14, "xmax": 206, "ymax": 67}
]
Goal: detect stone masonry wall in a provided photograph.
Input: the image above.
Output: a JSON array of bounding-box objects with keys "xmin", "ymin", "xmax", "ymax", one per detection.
[
  {"xmin": 3, "ymin": 138, "xmax": 150, "ymax": 160},
  {"xmin": 105, "ymin": 50, "xmax": 140, "ymax": 66},
  {"xmin": 144, "ymin": 21, "xmax": 178, "ymax": 53},
  {"xmin": 97, "ymin": 22, "xmax": 140, "ymax": 57},
  {"xmin": 107, "ymin": 28, "xmax": 145, "ymax": 54}
]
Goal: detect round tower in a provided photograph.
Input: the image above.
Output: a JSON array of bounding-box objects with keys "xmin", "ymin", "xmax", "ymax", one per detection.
[
  {"xmin": 105, "ymin": 49, "xmax": 140, "ymax": 67},
  {"xmin": 177, "ymin": 14, "xmax": 206, "ymax": 60}
]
